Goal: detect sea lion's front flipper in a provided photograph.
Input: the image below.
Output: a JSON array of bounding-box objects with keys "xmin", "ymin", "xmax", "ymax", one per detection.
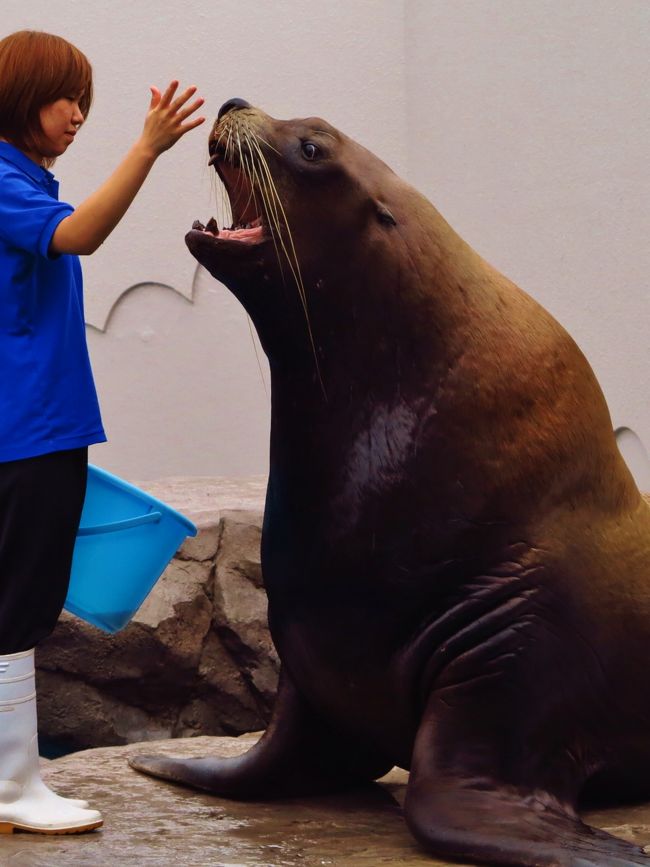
[
  {"xmin": 404, "ymin": 696, "xmax": 650, "ymax": 866},
  {"xmin": 129, "ymin": 668, "xmax": 392, "ymax": 799}
]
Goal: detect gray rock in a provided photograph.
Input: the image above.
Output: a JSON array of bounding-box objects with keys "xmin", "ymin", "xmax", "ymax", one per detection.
[{"xmin": 36, "ymin": 478, "xmax": 279, "ymax": 753}]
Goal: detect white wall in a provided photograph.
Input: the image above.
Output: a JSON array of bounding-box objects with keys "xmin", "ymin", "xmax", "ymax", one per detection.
[{"xmin": 3, "ymin": 1, "xmax": 648, "ymax": 482}]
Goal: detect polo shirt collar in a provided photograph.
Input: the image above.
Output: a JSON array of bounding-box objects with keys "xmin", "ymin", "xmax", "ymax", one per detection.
[{"xmin": 0, "ymin": 141, "xmax": 55, "ymax": 185}]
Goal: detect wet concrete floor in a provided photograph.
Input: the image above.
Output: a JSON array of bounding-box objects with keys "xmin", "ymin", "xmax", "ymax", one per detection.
[{"xmin": 3, "ymin": 734, "xmax": 650, "ymax": 866}]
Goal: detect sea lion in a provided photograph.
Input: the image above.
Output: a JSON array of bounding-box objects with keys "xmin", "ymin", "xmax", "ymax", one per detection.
[{"xmin": 130, "ymin": 99, "xmax": 650, "ymax": 867}]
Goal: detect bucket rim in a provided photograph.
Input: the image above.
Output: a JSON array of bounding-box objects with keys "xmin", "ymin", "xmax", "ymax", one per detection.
[{"xmin": 85, "ymin": 464, "xmax": 198, "ymax": 537}]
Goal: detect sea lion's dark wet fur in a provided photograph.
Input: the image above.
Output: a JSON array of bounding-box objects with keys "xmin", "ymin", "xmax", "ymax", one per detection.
[{"xmin": 131, "ymin": 102, "xmax": 650, "ymax": 866}]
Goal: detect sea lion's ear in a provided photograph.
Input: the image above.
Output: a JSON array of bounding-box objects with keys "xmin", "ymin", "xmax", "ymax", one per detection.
[{"xmin": 376, "ymin": 202, "xmax": 397, "ymax": 226}]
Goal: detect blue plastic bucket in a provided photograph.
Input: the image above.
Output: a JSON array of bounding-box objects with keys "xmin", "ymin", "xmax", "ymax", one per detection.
[{"xmin": 64, "ymin": 465, "xmax": 197, "ymax": 633}]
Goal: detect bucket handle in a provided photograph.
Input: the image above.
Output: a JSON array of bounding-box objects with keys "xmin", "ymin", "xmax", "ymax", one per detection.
[{"xmin": 76, "ymin": 511, "xmax": 162, "ymax": 536}]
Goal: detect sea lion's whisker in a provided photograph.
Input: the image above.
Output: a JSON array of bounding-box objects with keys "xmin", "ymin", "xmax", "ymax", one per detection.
[
  {"xmin": 208, "ymin": 154, "xmax": 231, "ymax": 236},
  {"xmin": 241, "ymin": 130, "xmax": 282, "ymax": 233},
  {"xmin": 243, "ymin": 137, "xmax": 287, "ymax": 285},
  {"xmin": 221, "ymin": 122, "xmax": 306, "ymax": 303},
  {"xmin": 247, "ymin": 135, "xmax": 303, "ymax": 287},
  {"xmin": 217, "ymin": 127, "xmax": 234, "ymax": 228},
  {"xmin": 251, "ymin": 144, "xmax": 305, "ymax": 291},
  {"xmin": 210, "ymin": 114, "xmax": 325, "ymax": 395},
  {"xmin": 244, "ymin": 132, "xmax": 283, "ymax": 238},
  {"xmin": 246, "ymin": 313, "xmax": 269, "ymax": 398},
  {"xmin": 213, "ymin": 125, "xmax": 268, "ymax": 394},
  {"xmin": 225, "ymin": 124, "xmax": 235, "ymax": 164},
  {"xmin": 239, "ymin": 151, "xmax": 260, "ymax": 223},
  {"xmin": 240, "ymin": 148, "xmax": 273, "ymax": 244},
  {"xmin": 218, "ymin": 124, "xmax": 252, "ymax": 224},
  {"xmin": 245, "ymin": 132, "xmax": 325, "ymax": 396},
  {"xmin": 211, "ymin": 128, "xmax": 231, "ymax": 227},
  {"xmin": 234, "ymin": 131, "xmax": 260, "ymax": 222},
  {"xmin": 245, "ymin": 133, "xmax": 289, "ymax": 242},
  {"xmin": 229, "ymin": 168, "xmax": 249, "ymax": 212},
  {"xmin": 213, "ymin": 128, "xmax": 228, "ymax": 151},
  {"xmin": 251, "ymin": 133, "xmax": 281, "ymax": 157},
  {"xmin": 246, "ymin": 138, "xmax": 304, "ymax": 280}
]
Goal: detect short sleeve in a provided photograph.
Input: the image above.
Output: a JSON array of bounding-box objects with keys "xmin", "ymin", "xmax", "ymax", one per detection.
[{"xmin": 0, "ymin": 168, "xmax": 74, "ymax": 259}]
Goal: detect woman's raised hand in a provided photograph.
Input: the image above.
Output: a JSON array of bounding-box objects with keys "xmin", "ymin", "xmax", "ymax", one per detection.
[
  {"xmin": 51, "ymin": 81, "xmax": 206, "ymax": 256},
  {"xmin": 142, "ymin": 80, "xmax": 205, "ymax": 155}
]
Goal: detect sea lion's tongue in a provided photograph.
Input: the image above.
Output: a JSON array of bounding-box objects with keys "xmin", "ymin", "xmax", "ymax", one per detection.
[{"xmin": 217, "ymin": 225, "xmax": 264, "ymax": 243}]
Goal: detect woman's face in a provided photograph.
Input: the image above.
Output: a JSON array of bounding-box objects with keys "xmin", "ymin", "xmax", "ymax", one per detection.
[{"xmin": 32, "ymin": 95, "xmax": 85, "ymax": 162}]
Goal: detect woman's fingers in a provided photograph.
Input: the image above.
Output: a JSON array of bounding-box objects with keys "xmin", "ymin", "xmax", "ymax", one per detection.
[
  {"xmin": 169, "ymin": 85, "xmax": 200, "ymax": 114},
  {"xmin": 149, "ymin": 86, "xmax": 161, "ymax": 109},
  {"xmin": 158, "ymin": 80, "xmax": 179, "ymax": 108},
  {"xmin": 176, "ymin": 97, "xmax": 205, "ymax": 124},
  {"xmin": 151, "ymin": 82, "xmax": 205, "ymax": 123},
  {"xmin": 179, "ymin": 114, "xmax": 206, "ymax": 133}
]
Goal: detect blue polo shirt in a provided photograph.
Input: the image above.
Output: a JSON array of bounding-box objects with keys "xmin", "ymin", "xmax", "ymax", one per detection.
[{"xmin": 0, "ymin": 142, "xmax": 106, "ymax": 462}]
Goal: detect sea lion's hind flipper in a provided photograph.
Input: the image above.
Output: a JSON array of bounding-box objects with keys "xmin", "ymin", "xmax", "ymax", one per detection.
[
  {"xmin": 129, "ymin": 668, "xmax": 392, "ymax": 799},
  {"xmin": 404, "ymin": 773, "xmax": 650, "ymax": 866}
]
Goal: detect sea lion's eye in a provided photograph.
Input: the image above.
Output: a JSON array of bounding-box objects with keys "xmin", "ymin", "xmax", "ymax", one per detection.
[{"xmin": 301, "ymin": 142, "xmax": 320, "ymax": 161}]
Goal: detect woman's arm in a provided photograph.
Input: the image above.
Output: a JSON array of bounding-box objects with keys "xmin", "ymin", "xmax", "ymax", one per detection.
[{"xmin": 50, "ymin": 81, "xmax": 205, "ymax": 256}]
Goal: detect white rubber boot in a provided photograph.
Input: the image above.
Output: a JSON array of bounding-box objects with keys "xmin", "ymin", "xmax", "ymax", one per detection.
[
  {"xmin": 0, "ymin": 649, "xmax": 102, "ymax": 834},
  {"xmin": 0, "ymin": 649, "xmax": 90, "ymax": 810}
]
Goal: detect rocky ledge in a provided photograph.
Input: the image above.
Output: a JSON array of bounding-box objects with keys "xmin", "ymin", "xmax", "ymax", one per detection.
[
  {"xmin": 5, "ymin": 735, "xmax": 650, "ymax": 866},
  {"xmin": 36, "ymin": 477, "xmax": 278, "ymax": 753}
]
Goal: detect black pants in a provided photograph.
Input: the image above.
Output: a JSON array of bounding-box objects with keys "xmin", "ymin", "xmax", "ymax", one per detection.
[{"xmin": 0, "ymin": 448, "xmax": 87, "ymax": 654}]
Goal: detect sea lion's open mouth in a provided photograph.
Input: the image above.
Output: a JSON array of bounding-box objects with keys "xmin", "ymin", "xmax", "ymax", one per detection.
[
  {"xmin": 191, "ymin": 215, "xmax": 264, "ymax": 245},
  {"xmin": 191, "ymin": 142, "xmax": 267, "ymax": 247}
]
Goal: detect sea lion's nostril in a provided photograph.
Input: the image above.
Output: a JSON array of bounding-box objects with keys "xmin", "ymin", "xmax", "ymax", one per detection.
[{"xmin": 218, "ymin": 98, "xmax": 251, "ymax": 120}]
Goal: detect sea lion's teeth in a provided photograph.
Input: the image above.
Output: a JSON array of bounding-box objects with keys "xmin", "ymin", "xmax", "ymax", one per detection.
[
  {"xmin": 192, "ymin": 219, "xmax": 205, "ymax": 232},
  {"xmin": 205, "ymin": 217, "xmax": 219, "ymax": 234}
]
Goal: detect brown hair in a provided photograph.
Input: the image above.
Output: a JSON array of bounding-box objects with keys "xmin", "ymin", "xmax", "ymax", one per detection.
[{"xmin": 0, "ymin": 30, "xmax": 93, "ymax": 162}]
